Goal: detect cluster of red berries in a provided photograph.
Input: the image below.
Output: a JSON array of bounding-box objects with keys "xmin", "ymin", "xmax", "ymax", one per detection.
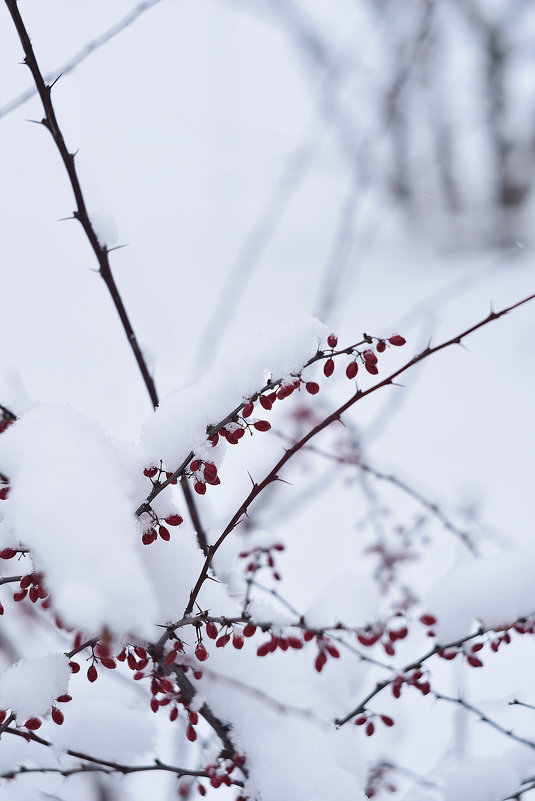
[
  {"xmin": 177, "ymin": 754, "xmax": 246, "ymax": 797},
  {"xmin": 391, "ymin": 669, "xmax": 431, "ymax": 699},
  {"xmin": 141, "ymin": 513, "xmax": 184, "ymax": 546},
  {"xmin": 239, "ymin": 542, "xmax": 285, "ymax": 582},
  {"xmin": 13, "ymin": 571, "xmax": 48, "ymax": 606},
  {"xmin": 354, "ymin": 711, "xmax": 394, "ymax": 736},
  {"xmin": 256, "ymin": 632, "xmax": 304, "ymax": 657},
  {"xmin": 0, "ymin": 692, "xmax": 72, "ymax": 734},
  {"xmin": 356, "ymin": 615, "xmax": 409, "ymax": 657},
  {"xmin": 315, "ymin": 332, "xmax": 406, "ymax": 384},
  {"xmin": 365, "ymin": 762, "xmax": 397, "ymax": 797}
]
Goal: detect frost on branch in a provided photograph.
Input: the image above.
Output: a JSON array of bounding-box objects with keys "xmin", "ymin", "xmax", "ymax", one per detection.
[{"xmin": 0, "ymin": 406, "xmax": 157, "ymax": 634}]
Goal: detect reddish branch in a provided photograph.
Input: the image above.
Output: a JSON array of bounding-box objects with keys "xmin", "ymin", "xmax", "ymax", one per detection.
[
  {"xmin": 183, "ymin": 293, "xmax": 534, "ymax": 617},
  {"xmin": 3, "ymin": 0, "xmax": 208, "ymax": 552}
]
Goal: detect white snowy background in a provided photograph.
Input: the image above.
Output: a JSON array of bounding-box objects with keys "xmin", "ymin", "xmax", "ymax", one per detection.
[{"xmin": 0, "ymin": 1, "xmax": 534, "ymax": 800}]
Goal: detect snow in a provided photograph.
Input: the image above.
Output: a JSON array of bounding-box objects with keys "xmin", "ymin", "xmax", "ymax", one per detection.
[
  {"xmin": 0, "ymin": 405, "xmax": 158, "ymax": 635},
  {"xmin": 424, "ymin": 546, "xmax": 535, "ymax": 642},
  {"xmin": 141, "ymin": 317, "xmax": 325, "ymax": 469},
  {"xmin": 305, "ymin": 571, "xmax": 383, "ymax": 629},
  {"xmin": 52, "ymin": 699, "xmax": 156, "ymax": 763},
  {"xmin": 443, "ymin": 751, "xmax": 535, "ymax": 801},
  {"xmin": 0, "ymin": 653, "xmax": 70, "ymax": 720}
]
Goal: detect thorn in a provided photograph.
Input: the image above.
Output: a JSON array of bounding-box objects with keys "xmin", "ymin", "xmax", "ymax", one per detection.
[
  {"xmin": 107, "ymin": 243, "xmax": 128, "ymax": 253},
  {"xmin": 274, "ymin": 477, "xmax": 293, "ymax": 486},
  {"xmin": 25, "ymin": 118, "xmax": 43, "ymax": 125},
  {"xmin": 247, "ymin": 471, "xmax": 256, "ymax": 487},
  {"xmin": 58, "ymin": 215, "xmax": 76, "ymax": 222},
  {"xmin": 390, "ymin": 381, "xmax": 405, "ymax": 388},
  {"xmin": 48, "ymin": 72, "xmax": 63, "ymax": 91}
]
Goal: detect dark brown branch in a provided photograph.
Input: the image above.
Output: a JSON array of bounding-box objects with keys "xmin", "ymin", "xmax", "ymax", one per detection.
[
  {"xmin": 183, "ymin": 293, "xmax": 535, "ymax": 616},
  {"xmin": 3, "ymin": 0, "xmax": 206, "ymax": 546},
  {"xmin": 0, "ymin": 404, "xmax": 16, "ymax": 420},
  {"xmin": 4, "ymin": 0, "xmax": 158, "ymax": 410},
  {"xmin": 0, "ymin": 0, "xmax": 165, "ymax": 120},
  {"xmin": 0, "ymin": 575, "xmax": 23, "ymax": 586},
  {"xmin": 2, "ymin": 727, "xmax": 221, "ymax": 780}
]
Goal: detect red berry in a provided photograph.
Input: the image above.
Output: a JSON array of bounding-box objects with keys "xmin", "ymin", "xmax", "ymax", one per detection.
[
  {"xmin": 363, "ymin": 349, "xmax": 377, "ymax": 365},
  {"xmin": 232, "ymin": 633, "xmax": 244, "ymax": 649},
  {"xmin": 355, "ymin": 715, "xmax": 367, "ymax": 726},
  {"xmin": 143, "ymin": 466, "xmax": 158, "ymax": 478},
  {"xmin": 194, "ymin": 481, "xmax": 206, "ymax": 495},
  {"xmin": 381, "ymin": 715, "xmax": 394, "ymax": 727},
  {"xmin": 51, "ymin": 708, "xmax": 64, "ymax": 725},
  {"xmin": 186, "ymin": 725, "xmax": 197, "ymax": 742},
  {"xmin": 165, "ymin": 514, "xmax": 183, "ymax": 526},
  {"xmin": 25, "ymin": 717, "xmax": 41, "ymax": 731},
  {"xmin": 243, "ymin": 624, "xmax": 256, "ymax": 638},
  {"xmin": 467, "ymin": 655, "xmax": 483, "ymax": 668},
  {"xmin": 242, "ymin": 402, "xmax": 254, "ymax": 418},
  {"xmin": 323, "ymin": 358, "xmax": 335, "ymax": 377},
  {"xmin": 419, "ymin": 614, "xmax": 437, "ymax": 626},
  {"xmin": 205, "ymin": 621, "xmax": 218, "ymax": 639},
  {"xmin": 0, "ymin": 487, "xmax": 9, "ymax": 500},
  {"xmin": 195, "ymin": 643, "xmax": 209, "ymax": 662},
  {"xmin": 254, "ymin": 420, "xmax": 271, "ymax": 432},
  {"xmin": 327, "ymin": 333, "xmax": 338, "ymax": 348},
  {"xmin": 314, "ymin": 652, "xmax": 327, "ymax": 673},
  {"xmin": 203, "ymin": 463, "xmax": 218, "ymax": 481},
  {"xmin": 0, "ymin": 548, "xmax": 16, "ymax": 559},
  {"xmin": 56, "ymin": 695, "xmax": 72, "ymax": 703},
  {"xmin": 376, "ymin": 340, "xmax": 386, "ymax": 353},
  {"xmin": 388, "ymin": 335, "xmax": 406, "ymax": 346},
  {"xmin": 69, "ymin": 661, "xmax": 80, "ymax": 673},
  {"xmin": 259, "ymin": 395, "xmax": 272, "ymax": 411},
  {"xmin": 305, "ymin": 381, "xmax": 320, "ymax": 395},
  {"xmin": 156, "ymin": 525, "xmax": 170, "ymax": 541},
  {"xmin": 366, "ymin": 721, "xmax": 375, "ymax": 736},
  {"xmin": 87, "ymin": 665, "xmax": 98, "ymax": 682},
  {"xmin": 346, "ymin": 361, "xmax": 358, "ymax": 379},
  {"xmin": 365, "ymin": 363, "xmax": 378, "ymax": 375},
  {"xmin": 100, "ymin": 657, "xmax": 116, "ymax": 669}
]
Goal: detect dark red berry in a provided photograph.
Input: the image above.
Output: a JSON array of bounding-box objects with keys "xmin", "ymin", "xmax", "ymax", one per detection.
[
  {"xmin": 254, "ymin": 420, "xmax": 271, "ymax": 432},
  {"xmin": 388, "ymin": 335, "xmax": 406, "ymax": 346},
  {"xmin": 323, "ymin": 358, "xmax": 335, "ymax": 377},
  {"xmin": 51, "ymin": 708, "xmax": 64, "ymax": 725},
  {"xmin": 305, "ymin": 381, "xmax": 320, "ymax": 395},
  {"xmin": 346, "ymin": 361, "xmax": 358, "ymax": 379},
  {"xmin": 327, "ymin": 333, "xmax": 338, "ymax": 348},
  {"xmin": 165, "ymin": 514, "xmax": 183, "ymax": 526},
  {"xmin": 87, "ymin": 665, "xmax": 98, "ymax": 683}
]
